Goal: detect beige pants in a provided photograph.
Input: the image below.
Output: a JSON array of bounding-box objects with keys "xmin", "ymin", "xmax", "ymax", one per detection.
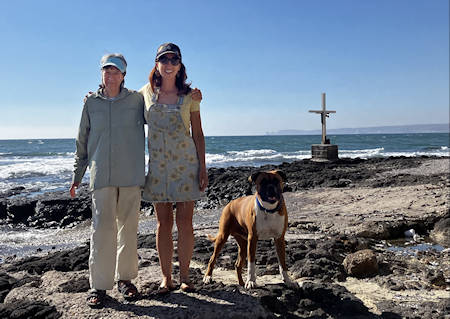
[{"xmin": 90, "ymin": 186, "xmax": 140, "ymax": 290}]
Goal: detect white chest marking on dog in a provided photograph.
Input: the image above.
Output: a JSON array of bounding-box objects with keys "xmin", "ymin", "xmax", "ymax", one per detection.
[{"xmin": 254, "ymin": 201, "xmax": 284, "ymax": 240}]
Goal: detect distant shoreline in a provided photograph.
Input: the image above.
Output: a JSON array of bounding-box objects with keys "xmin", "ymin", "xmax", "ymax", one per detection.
[
  {"xmin": 0, "ymin": 124, "xmax": 449, "ymax": 140},
  {"xmin": 267, "ymin": 123, "xmax": 449, "ymax": 136}
]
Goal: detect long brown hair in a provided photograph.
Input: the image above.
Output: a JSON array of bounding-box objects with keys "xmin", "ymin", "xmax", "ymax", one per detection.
[{"xmin": 148, "ymin": 62, "xmax": 192, "ymax": 95}]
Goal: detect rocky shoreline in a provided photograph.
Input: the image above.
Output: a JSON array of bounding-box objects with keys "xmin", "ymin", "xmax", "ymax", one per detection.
[
  {"xmin": 0, "ymin": 156, "xmax": 449, "ymax": 318},
  {"xmin": 1, "ymin": 156, "xmax": 447, "ymax": 228}
]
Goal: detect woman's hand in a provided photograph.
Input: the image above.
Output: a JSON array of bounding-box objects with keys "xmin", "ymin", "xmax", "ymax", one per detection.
[
  {"xmin": 191, "ymin": 88, "xmax": 202, "ymax": 101},
  {"xmin": 199, "ymin": 165, "xmax": 208, "ymax": 192},
  {"xmin": 83, "ymin": 91, "xmax": 94, "ymax": 103},
  {"xmin": 69, "ymin": 182, "xmax": 79, "ymax": 198}
]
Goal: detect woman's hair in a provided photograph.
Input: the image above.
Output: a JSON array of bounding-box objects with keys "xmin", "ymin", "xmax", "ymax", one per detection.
[
  {"xmin": 100, "ymin": 53, "xmax": 127, "ymax": 89},
  {"xmin": 149, "ymin": 62, "xmax": 192, "ymax": 95}
]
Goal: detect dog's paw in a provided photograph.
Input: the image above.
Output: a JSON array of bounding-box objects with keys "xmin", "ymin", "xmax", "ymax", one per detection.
[
  {"xmin": 203, "ymin": 275, "xmax": 213, "ymax": 284},
  {"xmin": 280, "ymin": 270, "xmax": 299, "ymax": 289},
  {"xmin": 245, "ymin": 280, "xmax": 257, "ymax": 289},
  {"xmin": 284, "ymin": 277, "xmax": 299, "ymax": 289}
]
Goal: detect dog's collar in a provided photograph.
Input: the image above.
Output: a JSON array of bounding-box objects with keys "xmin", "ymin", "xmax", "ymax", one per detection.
[{"xmin": 255, "ymin": 197, "xmax": 281, "ymax": 214}]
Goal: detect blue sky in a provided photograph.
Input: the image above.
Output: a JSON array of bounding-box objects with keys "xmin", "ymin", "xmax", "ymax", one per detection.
[{"xmin": 0, "ymin": 0, "xmax": 448, "ymax": 139}]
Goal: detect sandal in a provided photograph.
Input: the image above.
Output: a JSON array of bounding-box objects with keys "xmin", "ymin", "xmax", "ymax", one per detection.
[
  {"xmin": 180, "ymin": 281, "xmax": 196, "ymax": 293},
  {"xmin": 86, "ymin": 289, "xmax": 106, "ymax": 308},
  {"xmin": 157, "ymin": 284, "xmax": 176, "ymax": 295},
  {"xmin": 117, "ymin": 280, "xmax": 139, "ymax": 300}
]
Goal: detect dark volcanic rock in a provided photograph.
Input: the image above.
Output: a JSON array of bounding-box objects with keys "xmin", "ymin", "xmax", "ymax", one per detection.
[
  {"xmin": 0, "ymin": 273, "xmax": 17, "ymax": 303},
  {"xmin": 31, "ymin": 197, "xmax": 91, "ymax": 228},
  {"xmin": 6, "ymin": 244, "xmax": 90, "ymax": 275},
  {"xmin": 192, "ymin": 235, "xmax": 349, "ymax": 283},
  {"xmin": 57, "ymin": 276, "xmax": 90, "ymax": 293},
  {"xmin": 137, "ymin": 233, "xmax": 157, "ymax": 249},
  {"xmin": 6, "ymin": 199, "xmax": 37, "ymax": 224},
  {"xmin": 0, "ymin": 300, "xmax": 60, "ymax": 319},
  {"xmin": 430, "ymin": 217, "xmax": 450, "ymax": 247},
  {"xmin": 343, "ymin": 249, "xmax": 379, "ymax": 278},
  {"xmin": 254, "ymin": 282, "xmax": 379, "ymax": 318},
  {"xmin": 200, "ymin": 157, "xmax": 447, "ymax": 211},
  {"xmin": 0, "ymin": 200, "xmax": 6, "ymax": 219},
  {"xmin": 1, "ymin": 157, "xmax": 447, "ymax": 228},
  {"xmin": 0, "ymin": 186, "xmax": 27, "ymax": 198},
  {"xmin": 2, "ymin": 185, "xmax": 91, "ymax": 228},
  {"xmin": 5, "ymin": 234, "xmax": 159, "ymax": 277},
  {"xmin": 376, "ymin": 299, "xmax": 449, "ymax": 319}
]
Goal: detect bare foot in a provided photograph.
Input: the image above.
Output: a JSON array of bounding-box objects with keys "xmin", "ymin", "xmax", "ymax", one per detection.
[{"xmin": 180, "ymin": 281, "xmax": 195, "ymax": 292}]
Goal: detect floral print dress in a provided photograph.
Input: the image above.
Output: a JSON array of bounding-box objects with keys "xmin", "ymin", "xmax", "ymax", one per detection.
[{"xmin": 143, "ymin": 91, "xmax": 201, "ymax": 202}]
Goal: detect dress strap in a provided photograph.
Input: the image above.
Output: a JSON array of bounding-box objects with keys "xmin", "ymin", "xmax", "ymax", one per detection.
[{"xmin": 151, "ymin": 87, "xmax": 160, "ymax": 103}]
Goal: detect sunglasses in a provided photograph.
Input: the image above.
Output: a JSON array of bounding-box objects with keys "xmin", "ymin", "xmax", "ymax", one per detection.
[{"xmin": 157, "ymin": 55, "xmax": 181, "ymax": 66}]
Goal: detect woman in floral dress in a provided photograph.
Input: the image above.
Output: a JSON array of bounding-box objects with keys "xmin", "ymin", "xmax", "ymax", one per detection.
[{"xmin": 140, "ymin": 43, "xmax": 208, "ymax": 293}]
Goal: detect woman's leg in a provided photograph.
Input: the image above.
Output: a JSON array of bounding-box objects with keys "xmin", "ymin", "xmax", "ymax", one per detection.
[
  {"xmin": 175, "ymin": 201, "xmax": 195, "ymax": 285},
  {"xmin": 154, "ymin": 202, "xmax": 175, "ymax": 289}
]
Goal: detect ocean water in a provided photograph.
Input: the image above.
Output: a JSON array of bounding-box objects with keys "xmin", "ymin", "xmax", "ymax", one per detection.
[{"xmin": 0, "ymin": 133, "xmax": 448, "ymax": 196}]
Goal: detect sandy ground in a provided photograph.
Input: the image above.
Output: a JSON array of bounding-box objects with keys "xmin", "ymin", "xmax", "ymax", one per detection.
[{"xmin": 284, "ymin": 183, "xmax": 449, "ymax": 235}]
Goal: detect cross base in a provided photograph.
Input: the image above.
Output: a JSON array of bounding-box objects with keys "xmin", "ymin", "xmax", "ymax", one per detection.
[{"xmin": 311, "ymin": 144, "xmax": 339, "ymax": 162}]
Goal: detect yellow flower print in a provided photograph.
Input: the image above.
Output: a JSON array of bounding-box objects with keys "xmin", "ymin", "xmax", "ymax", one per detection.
[
  {"xmin": 169, "ymin": 115, "xmax": 177, "ymax": 124},
  {"xmin": 152, "ymin": 133, "xmax": 159, "ymax": 140},
  {"xmin": 168, "ymin": 131, "xmax": 176, "ymax": 138},
  {"xmin": 151, "ymin": 177, "xmax": 160, "ymax": 185},
  {"xmin": 177, "ymin": 165, "xmax": 186, "ymax": 173},
  {"xmin": 159, "ymin": 162, "xmax": 166, "ymax": 170},
  {"xmin": 169, "ymin": 171, "xmax": 180, "ymax": 181},
  {"xmin": 188, "ymin": 155, "xmax": 196, "ymax": 163},
  {"xmin": 177, "ymin": 141, "xmax": 188, "ymax": 150},
  {"xmin": 189, "ymin": 173, "xmax": 195, "ymax": 180},
  {"xmin": 181, "ymin": 184, "xmax": 191, "ymax": 193},
  {"xmin": 172, "ymin": 154, "xmax": 180, "ymax": 161},
  {"xmin": 176, "ymin": 124, "xmax": 183, "ymax": 131}
]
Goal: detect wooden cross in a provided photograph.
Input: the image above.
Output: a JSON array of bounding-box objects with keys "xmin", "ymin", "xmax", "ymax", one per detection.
[{"xmin": 309, "ymin": 93, "xmax": 336, "ymax": 144}]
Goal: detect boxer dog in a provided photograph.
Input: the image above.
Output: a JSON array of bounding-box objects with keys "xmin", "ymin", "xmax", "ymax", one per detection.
[{"xmin": 203, "ymin": 170, "xmax": 298, "ymax": 289}]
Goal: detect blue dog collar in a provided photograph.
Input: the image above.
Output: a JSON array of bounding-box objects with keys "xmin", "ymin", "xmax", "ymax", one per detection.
[{"xmin": 255, "ymin": 197, "xmax": 280, "ymax": 214}]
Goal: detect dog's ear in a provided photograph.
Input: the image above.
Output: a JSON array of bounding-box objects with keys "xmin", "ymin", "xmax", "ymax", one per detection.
[
  {"xmin": 274, "ymin": 170, "xmax": 287, "ymax": 182},
  {"xmin": 248, "ymin": 171, "xmax": 262, "ymax": 184}
]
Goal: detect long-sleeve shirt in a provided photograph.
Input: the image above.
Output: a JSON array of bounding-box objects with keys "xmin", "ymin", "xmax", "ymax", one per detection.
[{"xmin": 72, "ymin": 87, "xmax": 145, "ymax": 190}]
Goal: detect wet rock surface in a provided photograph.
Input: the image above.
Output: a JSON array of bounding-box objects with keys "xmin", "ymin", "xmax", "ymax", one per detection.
[{"xmin": 0, "ymin": 186, "xmax": 92, "ymax": 228}]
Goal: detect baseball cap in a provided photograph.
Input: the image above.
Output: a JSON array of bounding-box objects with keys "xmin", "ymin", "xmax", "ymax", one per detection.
[
  {"xmin": 155, "ymin": 43, "xmax": 182, "ymax": 62},
  {"xmin": 100, "ymin": 55, "xmax": 127, "ymax": 73}
]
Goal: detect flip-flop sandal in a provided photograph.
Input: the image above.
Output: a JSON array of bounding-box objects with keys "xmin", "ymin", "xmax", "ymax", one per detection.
[
  {"xmin": 117, "ymin": 280, "xmax": 139, "ymax": 300},
  {"xmin": 86, "ymin": 289, "xmax": 106, "ymax": 308}
]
